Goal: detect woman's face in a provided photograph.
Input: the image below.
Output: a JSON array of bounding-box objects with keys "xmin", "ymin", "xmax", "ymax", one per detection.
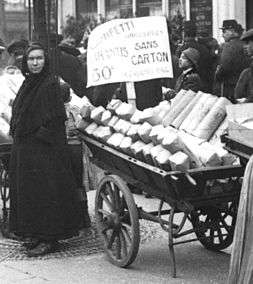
[
  {"xmin": 27, "ymin": 49, "xmax": 45, "ymax": 74},
  {"xmin": 179, "ymin": 53, "xmax": 191, "ymax": 69}
]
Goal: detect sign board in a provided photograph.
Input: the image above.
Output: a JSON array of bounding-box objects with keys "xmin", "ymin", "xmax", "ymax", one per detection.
[
  {"xmin": 190, "ymin": 0, "xmax": 212, "ymax": 37},
  {"xmin": 87, "ymin": 16, "xmax": 173, "ymax": 87}
]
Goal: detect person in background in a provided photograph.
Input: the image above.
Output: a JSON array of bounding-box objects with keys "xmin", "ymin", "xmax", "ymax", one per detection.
[
  {"xmin": 7, "ymin": 39, "xmax": 29, "ymax": 71},
  {"xmin": 176, "ymin": 21, "xmax": 212, "ymax": 92},
  {"xmin": 9, "ymin": 43, "xmax": 81, "ymax": 257},
  {"xmin": 214, "ymin": 19, "xmax": 250, "ymax": 102},
  {"xmin": 234, "ymin": 28, "xmax": 253, "ymax": 102},
  {"xmin": 164, "ymin": 47, "xmax": 202, "ymax": 100}
]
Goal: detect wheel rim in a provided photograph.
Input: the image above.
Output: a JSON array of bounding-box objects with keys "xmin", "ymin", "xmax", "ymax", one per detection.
[
  {"xmin": 95, "ymin": 175, "xmax": 140, "ymax": 267},
  {"xmin": 191, "ymin": 201, "xmax": 238, "ymax": 251}
]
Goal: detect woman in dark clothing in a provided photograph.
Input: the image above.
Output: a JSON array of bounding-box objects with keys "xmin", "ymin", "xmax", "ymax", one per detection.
[{"xmin": 9, "ymin": 43, "xmax": 81, "ymax": 257}]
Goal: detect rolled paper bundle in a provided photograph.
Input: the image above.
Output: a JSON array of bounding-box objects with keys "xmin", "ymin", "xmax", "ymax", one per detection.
[
  {"xmin": 90, "ymin": 106, "xmax": 105, "ymax": 124},
  {"xmin": 101, "ymin": 110, "xmax": 112, "ymax": 126},
  {"xmin": 130, "ymin": 109, "xmax": 143, "ymax": 124},
  {"xmin": 162, "ymin": 90, "xmax": 196, "ymax": 127},
  {"xmin": 118, "ymin": 120, "xmax": 132, "ymax": 135},
  {"xmin": 84, "ymin": 122, "xmax": 98, "ymax": 136},
  {"xmin": 119, "ymin": 136, "xmax": 133, "ymax": 154},
  {"xmin": 197, "ymin": 142, "xmax": 222, "ymax": 167},
  {"xmin": 107, "ymin": 133, "xmax": 125, "ymax": 148},
  {"xmin": 170, "ymin": 89, "xmax": 187, "ymax": 108},
  {"xmin": 107, "ymin": 99, "xmax": 122, "ymax": 114},
  {"xmin": 162, "ymin": 132, "xmax": 184, "ymax": 154},
  {"xmin": 169, "ymin": 151, "xmax": 190, "ymax": 172},
  {"xmin": 179, "ymin": 92, "xmax": 209, "ymax": 131},
  {"xmin": 187, "ymin": 94, "xmax": 218, "ymax": 134},
  {"xmin": 115, "ymin": 102, "xmax": 136, "ymax": 120},
  {"xmin": 113, "ymin": 119, "xmax": 125, "ymax": 132},
  {"xmin": 130, "ymin": 140, "xmax": 146, "ymax": 160},
  {"xmin": 155, "ymin": 100, "xmax": 171, "ymax": 113},
  {"xmin": 157, "ymin": 126, "xmax": 177, "ymax": 144},
  {"xmin": 76, "ymin": 119, "xmax": 90, "ymax": 132},
  {"xmin": 137, "ymin": 122, "xmax": 153, "ymax": 143},
  {"xmin": 150, "ymin": 144, "xmax": 165, "ymax": 166},
  {"xmin": 193, "ymin": 97, "xmax": 231, "ymax": 141},
  {"xmin": 209, "ymin": 118, "xmax": 228, "ymax": 145},
  {"xmin": 91, "ymin": 125, "xmax": 104, "ymax": 138},
  {"xmin": 93, "ymin": 126, "xmax": 112, "ymax": 141},
  {"xmin": 126, "ymin": 124, "xmax": 141, "ymax": 142},
  {"xmin": 140, "ymin": 107, "xmax": 160, "ymax": 125},
  {"xmin": 142, "ymin": 142, "xmax": 155, "ymax": 165},
  {"xmin": 155, "ymin": 149, "xmax": 172, "ymax": 171},
  {"xmin": 108, "ymin": 115, "xmax": 119, "ymax": 129},
  {"xmin": 149, "ymin": 124, "xmax": 165, "ymax": 145},
  {"xmin": 171, "ymin": 92, "xmax": 202, "ymax": 129}
]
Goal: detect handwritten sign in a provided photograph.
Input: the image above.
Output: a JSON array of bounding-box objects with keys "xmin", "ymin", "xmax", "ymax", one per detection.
[{"xmin": 87, "ymin": 16, "xmax": 173, "ymax": 87}]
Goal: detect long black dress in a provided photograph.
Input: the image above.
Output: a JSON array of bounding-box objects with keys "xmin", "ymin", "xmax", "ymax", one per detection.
[{"xmin": 9, "ymin": 52, "xmax": 81, "ymax": 241}]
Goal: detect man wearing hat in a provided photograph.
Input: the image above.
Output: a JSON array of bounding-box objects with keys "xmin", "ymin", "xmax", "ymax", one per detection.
[
  {"xmin": 234, "ymin": 29, "xmax": 253, "ymax": 102},
  {"xmin": 214, "ymin": 19, "xmax": 250, "ymax": 102},
  {"xmin": 7, "ymin": 39, "xmax": 28, "ymax": 70},
  {"xmin": 164, "ymin": 47, "xmax": 202, "ymax": 99},
  {"xmin": 175, "ymin": 21, "xmax": 212, "ymax": 92}
]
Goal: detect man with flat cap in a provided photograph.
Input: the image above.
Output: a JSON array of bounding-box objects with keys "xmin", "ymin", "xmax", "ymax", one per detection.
[
  {"xmin": 214, "ymin": 19, "xmax": 250, "ymax": 102},
  {"xmin": 234, "ymin": 29, "xmax": 253, "ymax": 102}
]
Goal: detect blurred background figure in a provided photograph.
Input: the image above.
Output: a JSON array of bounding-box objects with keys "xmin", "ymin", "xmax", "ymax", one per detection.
[
  {"xmin": 7, "ymin": 39, "xmax": 29, "ymax": 70},
  {"xmin": 214, "ymin": 19, "xmax": 250, "ymax": 102}
]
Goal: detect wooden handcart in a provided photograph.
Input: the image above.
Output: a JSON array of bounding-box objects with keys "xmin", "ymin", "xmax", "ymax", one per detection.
[{"xmin": 79, "ymin": 132, "xmax": 244, "ymax": 277}]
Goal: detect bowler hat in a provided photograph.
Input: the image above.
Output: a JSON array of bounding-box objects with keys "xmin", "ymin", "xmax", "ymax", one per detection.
[
  {"xmin": 7, "ymin": 39, "xmax": 28, "ymax": 55},
  {"xmin": 182, "ymin": 47, "xmax": 200, "ymax": 68},
  {"xmin": 220, "ymin": 19, "xmax": 239, "ymax": 30},
  {"xmin": 240, "ymin": 28, "xmax": 253, "ymax": 42},
  {"xmin": 0, "ymin": 38, "xmax": 5, "ymax": 51}
]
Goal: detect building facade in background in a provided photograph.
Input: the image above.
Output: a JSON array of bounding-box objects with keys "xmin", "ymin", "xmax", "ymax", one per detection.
[{"xmin": 59, "ymin": 0, "xmax": 253, "ymax": 43}]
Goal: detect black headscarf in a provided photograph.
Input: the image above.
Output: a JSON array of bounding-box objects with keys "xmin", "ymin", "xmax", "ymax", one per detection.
[{"xmin": 10, "ymin": 43, "xmax": 66, "ymax": 138}]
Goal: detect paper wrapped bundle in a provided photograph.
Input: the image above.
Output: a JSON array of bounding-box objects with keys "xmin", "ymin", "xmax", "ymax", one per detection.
[
  {"xmin": 101, "ymin": 110, "xmax": 112, "ymax": 126},
  {"xmin": 169, "ymin": 151, "xmax": 190, "ymax": 171},
  {"xmin": 155, "ymin": 149, "xmax": 172, "ymax": 171},
  {"xmin": 142, "ymin": 142, "xmax": 155, "ymax": 165},
  {"xmin": 197, "ymin": 142, "xmax": 222, "ymax": 167},
  {"xmin": 170, "ymin": 89, "xmax": 187, "ymax": 108},
  {"xmin": 119, "ymin": 136, "xmax": 133, "ymax": 154},
  {"xmin": 163, "ymin": 90, "xmax": 196, "ymax": 127},
  {"xmin": 108, "ymin": 115, "xmax": 119, "ymax": 129},
  {"xmin": 107, "ymin": 99, "xmax": 122, "ymax": 114},
  {"xmin": 171, "ymin": 92, "xmax": 202, "ymax": 129},
  {"xmin": 85, "ymin": 122, "xmax": 98, "ymax": 136},
  {"xmin": 113, "ymin": 119, "xmax": 125, "ymax": 132},
  {"xmin": 90, "ymin": 106, "xmax": 105, "ymax": 124},
  {"xmin": 93, "ymin": 126, "xmax": 112, "ymax": 141},
  {"xmin": 115, "ymin": 102, "xmax": 135, "ymax": 120},
  {"xmin": 193, "ymin": 97, "xmax": 231, "ymax": 141},
  {"xmin": 209, "ymin": 118, "xmax": 228, "ymax": 145},
  {"xmin": 155, "ymin": 100, "xmax": 171, "ymax": 113},
  {"xmin": 150, "ymin": 145, "xmax": 165, "ymax": 165},
  {"xmin": 130, "ymin": 140, "xmax": 146, "ymax": 160},
  {"xmin": 130, "ymin": 109, "xmax": 143, "ymax": 124},
  {"xmin": 157, "ymin": 126, "xmax": 177, "ymax": 144},
  {"xmin": 118, "ymin": 120, "xmax": 132, "ymax": 135},
  {"xmin": 137, "ymin": 122, "xmax": 152, "ymax": 143},
  {"xmin": 140, "ymin": 107, "xmax": 162, "ymax": 125},
  {"xmin": 0, "ymin": 117, "xmax": 12, "ymax": 144},
  {"xmin": 162, "ymin": 132, "xmax": 183, "ymax": 154},
  {"xmin": 76, "ymin": 119, "xmax": 90, "ymax": 132},
  {"xmin": 149, "ymin": 125, "xmax": 165, "ymax": 145},
  {"xmin": 107, "ymin": 133, "xmax": 125, "ymax": 148},
  {"xmin": 126, "ymin": 124, "xmax": 141, "ymax": 142},
  {"xmin": 179, "ymin": 92, "xmax": 210, "ymax": 132},
  {"xmin": 186, "ymin": 94, "xmax": 218, "ymax": 134}
]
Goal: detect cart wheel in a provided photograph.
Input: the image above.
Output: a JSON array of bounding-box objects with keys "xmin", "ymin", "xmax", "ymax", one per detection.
[
  {"xmin": 191, "ymin": 201, "xmax": 238, "ymax": 251},
  {"xmin": 95, "ymin": 174, "xmax": 140, "ymax": 267}
]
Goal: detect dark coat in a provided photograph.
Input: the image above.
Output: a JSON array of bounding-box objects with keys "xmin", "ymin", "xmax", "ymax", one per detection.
[
  {"xmin": 215, "ymin": 37, "xmax": 250, "ymax": 102},
  {"xmin": 117, "ymin": 79, "xmax": 163, "ymax": 110},
  {"xmin": 176, "ymin": 38, "xmax": 213, "ymax": 92},
  {"xmin": 9, "ymin": 69, "xmax": 81, "ymax": 241},
  {"xmin": 174, "ymin": 68, "xmax": 202, "ymax": 93},
  {"xmin": 235, "ymin": 65, "xmax": 253, "ymax": 102}
]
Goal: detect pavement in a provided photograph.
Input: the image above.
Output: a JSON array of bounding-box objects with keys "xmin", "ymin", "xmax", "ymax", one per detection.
[{"xmin": 0, "ymin": 190, "xmax": 232, "ymax": 283}]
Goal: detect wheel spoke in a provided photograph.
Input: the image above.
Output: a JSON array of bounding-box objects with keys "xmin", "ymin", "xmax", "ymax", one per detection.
[
  {"xmin": 115, "ymin": 234, "xmax": 121, "ymax": 259},
  {"xmin": 119, "ymin": 230, "xmax": 128, "ymax": 257},
  {"xmin": 210, "ymin": 227, "xmax": 215, "ymax": 243},
  {"xmin": 105, "ymin": 184, "xmax": 114, "ymax": 204},
  {"xmin": 217, "ymin": 226, "xmax": 223, "ymax": 243},
  {"xmin": 107, "ymin": 229, "xmax": 117, "ymax": 249},
  {"xmin": 219, "ymin": 218, "xmax": 231, "ymax": 233},
  {"xmin": 101, "ymin": 192, "xmax": 114, "ymax": 211},
  {"xmin": 121, "ymin": 226, "xmax": 132, "ymax": 244},
  {"xmin": 98, "ymin": 208, "xmax": 112, "ymax": 216}
]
